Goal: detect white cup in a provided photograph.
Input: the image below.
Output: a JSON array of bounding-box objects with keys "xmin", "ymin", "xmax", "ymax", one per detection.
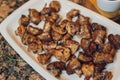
[{"xmin": 97, "ymin": 0, "xmax": 120, "ymax": 12}]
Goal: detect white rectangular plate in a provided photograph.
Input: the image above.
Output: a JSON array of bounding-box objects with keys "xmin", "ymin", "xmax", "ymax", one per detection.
[{"xmin": 0, "ymin": 0, "xmax": 120, "ymax": 80}]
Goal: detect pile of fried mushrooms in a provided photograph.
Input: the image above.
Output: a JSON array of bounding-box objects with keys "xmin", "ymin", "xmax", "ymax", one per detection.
[{"xmin": 15, "ymin": 1, "xmax": 120, "ymax": 80}]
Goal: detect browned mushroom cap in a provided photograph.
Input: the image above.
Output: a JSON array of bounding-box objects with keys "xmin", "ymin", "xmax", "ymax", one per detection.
[
  {"xmin": 102, "ymin": 42, "xmax": 116, "ymax": 57},
  {"xmin": 77, "ymin": 24, "xmax": 91, "ymax": 39},
  {"xmin": 52, "ymin": 47, "xmax": 71, "ymax": 62},
  {"xmin": 76, "ymin": 15, "xmax": 90, "ymax": 25},
  {"xmin": 108, "ymin": 34, "xmax": 120, "ymax": 49},
  {"xmin": 81, "ymin": 63, "xmax": 94, "ymax": 78},
  {"xmin": 66, "ymin": 56, "xmax": 81, "ymax": 74},
  {"xmin": 78, "ymin": 52, "xmax": 92, "ymax": 63},
  {"xmin": 19, "ymin": 15, "xmax": 30, "ymax": 26},
  {"xmin": 15, "ymin": 25, "xmax": 27, "ymax": 38},
  {"xmin": 93, "ymin": 52, "xmax": 113, "ymax": 64},
  {"xmin": 66, "ymin": 21, "xmax": 80, "ymax": 36},
  {"xmin": 66, "ymin": 9, "xmax": 80, "ymax": 21},
  {"xmin": 42, "ymin": 41, "xmax": 57, "ymax": 51},
  {"xmin": 69, "ymin": 0, "xmax": 82, "ymax": 4},
  {"xmin": 37, "ymin": 53, "xmax": 52, "ymax": 65},
  {"xmin": 27, "ymin": 25, "xmax": 43, "ymax": 35},
  {"xmin": 52, "ymin": 24, "xmax": 66, "ymax": 35},
  {"xmin": 27, "ymin": 39, "xmax": 42, "ymax": 53},
  {"xmin": 37, "ymin": 32, "xmax": 52, "ymax": 42},
  {"xmin": 92, "ymin": 30, "xmax": 106, "ymax": 47},
  {"xmin": 62, "ymin": 40, "xmax": 79, "ymax": 54},
  {"xmin": 51, "ymin": 30, "xmax": 63, "ymax": 41},
  {"xmin": 91, "ymin": 23, "xmax": 106, "ymax": 32},
  {"xmin": 47, "ymin": 61, "xmax": 66, "ymax": 77},
  {"xmin": 49, "ymin": 1, "xmax": 61, "ymax": 12},
  {"xmin": 59, "ymin": 19, "xmax": 69, "ymax": 29},
  {"xmin": 41, "ymin": 7, "xmax": 56, "ymax": 15},
  {"xmin": 93, "ymin": 71, "xmax": 113, "ymax": 80},
  {"xmin": 29, "ymin": 9, "xmax": 41, "ymax": 25},
  {"xmin": 94, "ymin": 64, "xmax": 106, "ymax": 76},
  {"xmin": 60, "ymin": 33, "xmax": 72, "ymax": 43}
]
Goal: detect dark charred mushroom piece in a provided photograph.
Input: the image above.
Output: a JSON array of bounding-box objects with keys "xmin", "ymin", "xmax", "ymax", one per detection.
[
  {"xmin": 37, "ymin": 53, "xmax": 52, "ymax": 65},
  {"xmin": 81, "ymin": 63, "xmax": 94, "ymax": 78},
  {"xmin": 108, "ymin": 34, "xmax": 120, "ymax": 49},
  {"xmin": 27, "ymin": 25, "xmax": 43, "ymax": 35},
  {"xmin": 49, "ymin": 1, "xmax": 61, "ymax": 12},
  {"xmin": 19, "ymin": 15, "xmax": 30, "ymax": 26},
  {"xmin": 29, "ymin": 9, "xmax": 42, "ymax": 25},
  {"xmin": 66, "ymin": 56, "xmax": 81, "ymax": 75},
  {"xmin": 62, "ymin": 40, "xmax": 79, "ymax": 54},
  {"xmin": 94, "ymin": 64, "xmax": 106, "ymax": 76},
  {"xmin": 78, "ymin": 52, "xmax": 92, "ymax": 63},
  {"xmin": 91, "ymin": 23, "xmax": 106, "ymax": 32},
  {"xmin": 93, "ymin": 71, "xmax": 113, "ymax": 80},
  {"xmin": 47, "ymin": 61, "xmax": 66, "ymax": 77},
  {"xmin": 66, "ymin": 9, "xmax": 80, "ymax": 21},
  {"xmin": 81, "ymin": 38, "xmax": 97, "ymax": 55}
]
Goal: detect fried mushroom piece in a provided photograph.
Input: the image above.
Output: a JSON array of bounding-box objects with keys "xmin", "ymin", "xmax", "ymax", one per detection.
[
  {"xmin": 41, "ymin": 7, "xmax": 56, "ymax": 16},
  {"xmin": 66, "ymin": 56, "xmax": 81, "ymax": 75},
  {"xmin": 77, "ymin": 24, "xmax": 91, "ymax": 39},
  {"xmin": 94, "ymin": 64, "xmax": 106, "ymax": 76},
  {"xmin": 91, "ymin": 23, "xmax": 106, "ymax": 32},
  {"xmin": 92, "ymin": 30, "xmax": 106, "ymax": 47},
  {"xmin": 19, "ymin": 15, "xmax": 30, "ymax": 26},
  {"xmin": 66, "ymin": 21, "xmax": 80, "ymax": 36},
  {"xmin": 15, "ymin": 25, "xmax": 27, "ymax": 38},
  {"xmin": 47, "ymin": 61, "xmax": 66, "ymax": 77},
  {"xmin": 108, "ymin": 34, "xmax": 120, "ymax": 49},
  {"xmin": 93, "ymin": 71, "xmax": 113, "ymax": 80},
  {"xmin": 27, "ymin": 25, "xmax": 43, "ymax": 35},
  {"xmin": 93, "ymin": 52, "xmax": 113, "ymax": 64},
  {"xmin": 52, "ymin": 47, "xmax": 71, "ymax": 62},
  {"xmin": 60, "ymin": 33, "xmax": 72, "ymax": 43},
  {"xmin": 37, "ymin": 32, "xmax": 52, "ymax": 42},
  {"xmin": 49, "ymin": 1, "xmax": 61, "ymax": 12},
  {"xmin": 66, "ymin": 9, "xmax": 80, "ymax": 21},
  {"xmin": 43, "ymin": 20, "xmax": 53, "ymax": 32},
  {"xmin": 52, "ymin": 24, "xmax": 66, "ymax": 35},
  {"xmin": 42, "ymin": 41, "xmax": 57, "ymax": 51},
  {"xmin": 78, "ymin": 52, "xmax": 92, "ymax": 63},
  {"xmin": 81, "ymin": 38, "xmax": 97, "ymax": 55},
  {"xmin": 81, "ymin": 63, "xmax": 94, "ymax": 78},
  {"xmin": 76, "ymin": 15, "xmax": 90, "ymax": 25},
  {"xmin": 37, "ymin": 53, "xmax": 52, "ymax": 65},
  {"xmin": 27, "ymin": 38, "xmax": 42, "ymax": 53},
  {"xmin": 29, "ymin": 9, "xmax": 42, "ymax": 25},
  {"xmin": 62, "ymin": 40, "xmax": 79, "ymax": 54},
  {"xmin": 51, "ymin": 30, "xmax": 63, "ymax": 41}
]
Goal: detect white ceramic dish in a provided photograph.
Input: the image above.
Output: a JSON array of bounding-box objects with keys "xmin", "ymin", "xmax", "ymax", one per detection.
[
  {"xmin": 0, "ymin": 0, "xmax": 120, "ymax": 80},
  {"xmin": 97, "ymin": 0, "xmax": 120, "ymax": 12}
]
